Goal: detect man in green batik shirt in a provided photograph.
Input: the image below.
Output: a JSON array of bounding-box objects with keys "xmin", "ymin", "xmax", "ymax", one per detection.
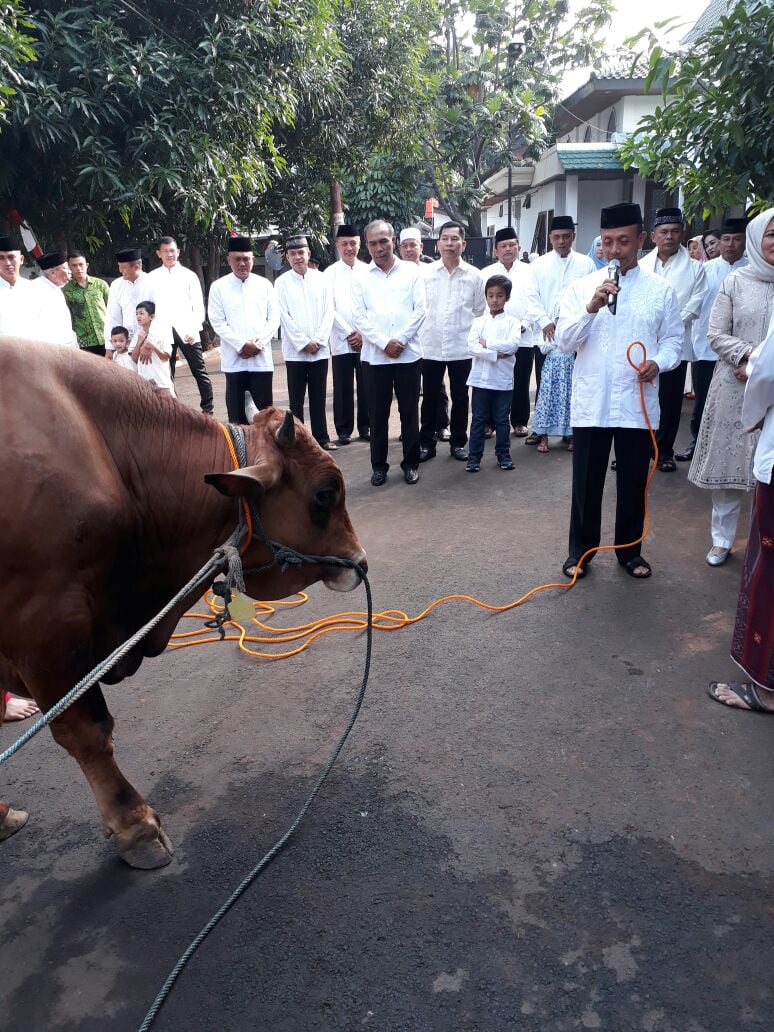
[{"xmin": 63, "ymin": 251, "xmax": 110, "ymax": 356}]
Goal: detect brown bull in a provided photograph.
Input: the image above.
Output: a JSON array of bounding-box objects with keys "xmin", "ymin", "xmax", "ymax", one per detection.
[{"xmin": 0, "ymin": 338, "xmax": 365, "ymax": 868}]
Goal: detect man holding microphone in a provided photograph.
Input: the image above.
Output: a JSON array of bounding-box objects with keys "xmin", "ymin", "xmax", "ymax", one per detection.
[{"xmin": 555, "ymin": 203, "xmax": 683, "ymax": 580}]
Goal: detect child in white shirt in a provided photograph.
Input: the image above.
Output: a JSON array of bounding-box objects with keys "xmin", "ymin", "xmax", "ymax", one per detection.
[
  {"xmin": 132, "ymin": 301, "xmax": 176, "ymax": 396},
  {"xmin": 110, "ymin": 326, "xmax": 135, "ymax": 370},
  {"xmin": 466, "ymin": 275, "xmax": 521, "ymax": 471}
]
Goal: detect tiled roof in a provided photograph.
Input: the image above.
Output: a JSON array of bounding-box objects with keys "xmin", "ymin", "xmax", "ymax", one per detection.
[
  {"xmin": 590, "ymin": 53, "xmax": 650, "ymax": 80},
  {"xmin": 556, "ymin": 145, "xmax": 624, "ymax": 171},
  {"xmin": 682, "ymin": 0, "xmax": 734, "ymax": 45}
]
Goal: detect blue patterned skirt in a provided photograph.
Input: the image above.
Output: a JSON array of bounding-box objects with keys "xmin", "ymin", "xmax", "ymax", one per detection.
[{"xmin": 532, "ymin": 351, "xmax": 573, "ymax": 437}]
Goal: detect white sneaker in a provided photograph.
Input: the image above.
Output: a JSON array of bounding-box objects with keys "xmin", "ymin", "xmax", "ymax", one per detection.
[{"xmin": 706, "ymin": 546, "xmax": 730, "ymax": 567}]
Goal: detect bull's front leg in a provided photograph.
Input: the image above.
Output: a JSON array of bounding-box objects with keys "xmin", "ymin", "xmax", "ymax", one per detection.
[{"xmin": 47, "ymin": 689, "xmax": 174, "ymax": 869}]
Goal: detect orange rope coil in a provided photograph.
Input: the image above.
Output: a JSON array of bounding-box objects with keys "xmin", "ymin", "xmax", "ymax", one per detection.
[{"xmin": 173, "ymin": 343, "xmax": 658, "ymax": 659}]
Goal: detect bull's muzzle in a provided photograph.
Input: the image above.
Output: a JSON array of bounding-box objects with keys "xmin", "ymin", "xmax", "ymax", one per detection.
[{"xmin": 323, "ymin": 550, "xmax": 367, "ymax": 592}]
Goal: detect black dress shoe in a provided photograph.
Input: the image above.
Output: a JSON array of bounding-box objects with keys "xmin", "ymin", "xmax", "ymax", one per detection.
[
  {"xmin": 358, "ymin": 432, "xmax": 370, "ymax": 441},
  {"xmin": 675, "ymin": 447, "xmax": 694, "ymax": 461},
  {"xmin": 322, "ymin": 441, "xmax": 338, "ymax": 451},
  {"xmin": 450, "ymin": 446, "xmax": 468, "ymax": 461},
  {"xmin": 370, "ymin": 470, "xmax": 387, "ymax": 486},
  {"xmin": 337, "ymin": 436, "xmax": 352, "ymax": 446},
  {"xmin": 404, "ymin": 467, "xmax": 419, "ymax": 485},
  {"xmin": 418, "ymin": 447, "xmax": 436, "ymax": 463}
]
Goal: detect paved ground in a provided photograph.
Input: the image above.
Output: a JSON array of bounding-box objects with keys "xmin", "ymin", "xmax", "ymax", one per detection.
[{"xmin": 2, "ymin": 353, "xmax": 772, "ymax": 1031}]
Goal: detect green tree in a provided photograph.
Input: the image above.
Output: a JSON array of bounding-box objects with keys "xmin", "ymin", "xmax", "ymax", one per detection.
[
  {"xmin": 341, "ymin": 153, "xmax": 419, "ymax": 229},
  {"xmin": 0, "ymin": 1, "xmax": 37, "ymax": 126},
  {"xmin": 619, "ymin": 0, "xmax": 774, "ymax": 216},
  {"xmin": 0, "ymin": 0, "xmax": 340, "ymax": 270},
  {"xmin": 423, "ymin": 0, "xmax": 614, "ymax": 235}
]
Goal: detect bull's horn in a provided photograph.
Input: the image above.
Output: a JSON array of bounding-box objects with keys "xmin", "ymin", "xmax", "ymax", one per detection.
[{"xmin": 276, "ymin": 409, "xmax": 296, "ymax": 447}]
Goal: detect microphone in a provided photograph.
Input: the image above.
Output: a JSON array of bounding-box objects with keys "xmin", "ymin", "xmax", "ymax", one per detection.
[{"xmin": 607, "ymin": 259, "xmax": 620, "ymax": 315}]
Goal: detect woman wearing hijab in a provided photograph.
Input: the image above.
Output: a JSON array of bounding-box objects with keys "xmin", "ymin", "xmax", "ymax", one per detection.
[
  {"xmin": 689, "ymin": 208, "xmax": 774, "ymax": 565},
  {"xmin": 709, "ymin": 313, "xmax": 774, "ymax": 711},
  {"xmin": 586, "ymin": 236, "xmax": 606, "ymax": 269},
  {"xmin": 688, "ymin": 236, "xmax": 706, "ymax": 261}
]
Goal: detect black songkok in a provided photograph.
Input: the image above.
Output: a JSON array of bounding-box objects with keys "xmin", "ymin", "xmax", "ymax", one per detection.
[
  {"xmin": 228, "ymin": 236, "xmax": 253, "ymax": 252},
  {"xmin": 600, "ymin": 203, "xmax": 642, "ymax": 229},
  {"xmin": 653, "ymin": 207, "xmax": 683, "ymax": 227},
  {"xmin": 721, "ymin": 217, "xmax": 748, "ymax": 235},
  {"xmin": 285, "ymin": 234, "xmax": 309, "ymax": 250},
  {"xmin": 37, "ymin": 251, "xmax": 66, "ymax": 270},
  {"xmin": 0, "ymin": 235, "xmax": 20, "ymax": 252},
  {"xmin": 115, "ymin": 247, "xmax": 142, "ymax": 262},
  {"xmin": 549, "ymin": 216, "xmax": 575, "ymax": 232},
  {"xmin": 494, "ymin": 227, "xmax": 518, "ymax": 245},
  {"xmin": 336, "ymin": 224, "xmax": 359, "ymax": 238}
]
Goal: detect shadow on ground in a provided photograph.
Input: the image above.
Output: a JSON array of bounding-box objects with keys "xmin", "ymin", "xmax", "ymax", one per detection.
[{"xmin": 3, "ymin": 747, "xmax": 771, "ymax": 1032}]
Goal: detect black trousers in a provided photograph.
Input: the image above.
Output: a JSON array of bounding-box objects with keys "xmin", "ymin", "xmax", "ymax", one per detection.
[
  {"xmin": 655, "ymin": 360, "xmax": 687, "ymax": 460},
  {"xmin": 286, "ymin": 359, "xmax": 330, "ymax": 445},
  {"xmin": 420, "ymin": 358, "xmax": 472, "ymax": 450},
  {"xmin": 511, "ymin": 345, "xmax": 545, "ymax": 427},
  {"xmin": 171, "ymin": 328, "xmax": 214, "ymax": 413},
  {"xmin": 332, "ymin": 353, "xmax": 369, "ymax": 439},
  {"xmin": 569, "ymin": 427, "xmax": 653, "ymax": 566},
  {"xmin": 368, "ymin": 361, "xmax": 421, "ymax": 472},
  {"xmin": 435, "ymin": 380, "xmax": 450, "ymax": 432},
  {"xmin": 689, "ymin": 359, "xmax": 716, "ymax": 444},
  {"xmin": 224, "ymin": 371, "xmax": 273, "ymax": 424}
]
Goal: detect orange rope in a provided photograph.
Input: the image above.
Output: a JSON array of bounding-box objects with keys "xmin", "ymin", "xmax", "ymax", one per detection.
[{"xmin": 173, "ymin": 343, "xmax": 658, "ymax": 659}]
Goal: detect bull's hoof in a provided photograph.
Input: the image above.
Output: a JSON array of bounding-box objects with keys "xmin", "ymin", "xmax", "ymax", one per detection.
[
  {"xmin": 117, "ymin": 824, "xmax": 175, "ymax": 870},
  {"xmin": 0, "ymin": 808, "xmax": 29, "ymax": 842}
]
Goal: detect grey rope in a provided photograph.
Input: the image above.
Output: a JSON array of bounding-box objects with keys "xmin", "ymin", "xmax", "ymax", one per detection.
[{"xmin": 138, "ymin": 558, "xmax": 372, "ymax": 1032}]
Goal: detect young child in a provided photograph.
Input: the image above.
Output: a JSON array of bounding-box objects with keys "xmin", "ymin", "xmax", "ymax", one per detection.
[
  {"xmin": 466, "ymin": 275, "xmax": 522, "ymax": 472},
  {"xmin": 110, "ymin": 326, "xmax": 135, "ymax": 370},
  {"xmin": 131, "ymin": 301, "xmax": 176, "ymax": 396}
]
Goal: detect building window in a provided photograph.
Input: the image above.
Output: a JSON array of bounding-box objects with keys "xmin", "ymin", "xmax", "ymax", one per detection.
[
  {"xmin": 487, "ymin": 226, "xmax": 494, "ymax": 237},
  {"xmin": 607, "ymin": 108, "xmax": 617, "ymax": 136},
  {"xmin": 583, "ymin": 125, "xmax": 592, "ymax": 143},
  {"xmin": 499, "ymin": 204, "xmax": 503, "ymax": 217}
]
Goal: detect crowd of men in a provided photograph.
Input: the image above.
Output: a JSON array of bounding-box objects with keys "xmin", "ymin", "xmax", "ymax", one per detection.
[{"xmin": 0, "ymin": 205, "xmax": 751, "ymax": 573}]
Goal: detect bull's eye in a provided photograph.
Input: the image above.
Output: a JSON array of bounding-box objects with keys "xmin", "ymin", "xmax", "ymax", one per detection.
[{"xmin": 310, "ymin": 483, "xmax": 339, "ymax": 529}]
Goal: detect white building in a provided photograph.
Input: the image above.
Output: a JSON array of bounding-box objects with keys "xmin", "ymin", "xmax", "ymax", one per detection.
[{"xmin": 480, "ymin": 68, "xmax": 678, "ymax": 255}]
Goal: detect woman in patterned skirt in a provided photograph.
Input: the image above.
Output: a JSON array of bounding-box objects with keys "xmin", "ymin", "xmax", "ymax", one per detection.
[{"xmin": 531, "ymin": 338, "xmax": 573, "ymax": 453}]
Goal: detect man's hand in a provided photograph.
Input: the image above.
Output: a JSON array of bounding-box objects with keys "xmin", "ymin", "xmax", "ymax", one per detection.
[
  {"xmin": 183, "ymin": 334, "xmax": 195, "ymax": 345},
  {"xmin": 240, "ymin": 342, "xmax": 260, "ymax": 358},
  {"xmin": 479, "ymin": 337, "xmax": 488, "ymax": 348},
  {"xmin": 542, "ymin": 322, "xmax": 556, "ymax": 342},
  {"xmin": 346, "ymin": 329, "xmax": 362, "ymax": 349},
  {"xmin": 637, "ymin": 359, "xmax": 660, "ymax": 383},
  {"xmin": 496, "ymin": 350, "xmax": 509, "ymax": 360},
  {"xmin": 586, "ymin": 279, "xmax": 619, "ymax": 314},
  {"xmin": 385, "ymin": 338, "xmax": 405, "ymax": 359},
  {"xmin": 303, "ymin": 341, "xmax": 321, "ymax": 355}
]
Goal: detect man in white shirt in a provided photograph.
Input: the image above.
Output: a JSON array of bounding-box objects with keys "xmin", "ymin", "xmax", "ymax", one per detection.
[
  {"xmin": 324, "ymin": 224, "xmax": 369, "ymax": 445},
  {"xmin": 105, "ymin": 247, "xmax": 150, "ymax": 358},
  {"xmin": 30, "ymin": 252, "xmax": 78, "ymax": 347},
  {"xmin": 639, "ymin": 207, "xmax": 708, "ymax": 470},
  {"xmin": 208, "ymin": 236, "xmax": 279, "ymax": 423},
  {"xmin": 352, "ymin": 219, "xmax": 426, "ymax": 486},
  {"xmin": 419, "ymin": 221, "xmax": 485, "ymax": 462},
  {"xmin": 481, "ymin": 227, "xmax": 535, "ymax": 437},
  {"xmin": 0, "ymin": 235, "xmax": 37, "ymax": 337},
  {"xmin": 274, "ymin": 233, "xmax": 336, "ymax": 450},
  {"xmin": 556, "ymin": 202, "xmax": 683, "ymax": 580},
  {"xmin": 400, "ymin": 226, "xmax": 449, "ymax": 441},
  {"xmin": 524, "ymin": 215, "xmax": 596, "ymax": 343},
  {"xmin": 146, "ymin": 236, "xmax": 213, "ymax": 414},
  {"xmin": 676, "ymin": 217, "xmax": 748, "ymax": 461}
]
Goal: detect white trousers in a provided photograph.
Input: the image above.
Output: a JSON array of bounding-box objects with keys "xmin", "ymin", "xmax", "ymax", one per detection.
[{"xmin": 711, "ymin": 489, "xmax": 743, "ymax": 549}]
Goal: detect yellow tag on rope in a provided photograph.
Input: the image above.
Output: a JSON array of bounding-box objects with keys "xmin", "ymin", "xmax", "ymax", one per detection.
[{"xmin": 227, "ymin": 592, "xmax": 256, "ymax": 625}]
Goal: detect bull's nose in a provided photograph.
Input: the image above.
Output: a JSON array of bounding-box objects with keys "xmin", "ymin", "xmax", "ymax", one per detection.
[{"xmin": 352, "ymin": 549, "xmax": 367, "ymax": 574}]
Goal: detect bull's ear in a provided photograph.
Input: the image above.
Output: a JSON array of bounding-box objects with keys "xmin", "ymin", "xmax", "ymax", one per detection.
[
  {"xmin": 276, "ymin": 409, "xmax": 296, "ymax": 448},
  {"xmin": 204, "ymin": 460, "xmax": 281, "ymax": 498}
]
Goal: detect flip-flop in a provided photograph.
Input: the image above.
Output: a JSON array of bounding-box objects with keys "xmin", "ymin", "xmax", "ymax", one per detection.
[
  {"xmin": 657, "ymin": 458, "xmax": 677, "ymax": 472},
  {"xmin": 707, "ymin": 681, "xmax": 773, "ymax": 712},
  {"xmin": 537, "ymin": 442, "xmax": 549, "ymax": 453},
  {"xmin": 562, "ymin": 557, "xmax": 588, "ymax": 579},
  {"xmin": 621, "ymin": 556, "xmax": 652, "ymax": 578}
]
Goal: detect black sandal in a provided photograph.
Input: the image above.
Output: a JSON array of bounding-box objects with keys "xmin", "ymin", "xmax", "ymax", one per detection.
[
  {"xmin": 621, "ymin": 556, "xmax": 652, "ymax": 579},
  {"xmin": 562, "ymin": 557, "xmax": 588, "ymax": 579},
  {"xmin": 657, "ymin": 458, "xmax": 677, "ymax": 472}
]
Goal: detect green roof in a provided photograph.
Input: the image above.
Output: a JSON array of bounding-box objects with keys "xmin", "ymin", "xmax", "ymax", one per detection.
[{"xmin": 557, "ymin": 146, "xmax": 624, "ymax": 171}]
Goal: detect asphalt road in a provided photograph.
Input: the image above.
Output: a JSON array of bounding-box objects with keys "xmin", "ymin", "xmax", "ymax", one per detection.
[{"xmin": 2, "ymin": 351, "xmax": 772, "ymax": 1031}]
